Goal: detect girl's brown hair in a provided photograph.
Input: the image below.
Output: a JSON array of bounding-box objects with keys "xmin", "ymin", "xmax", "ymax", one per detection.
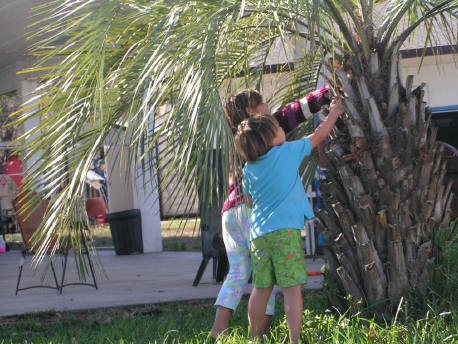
[
  {"xmin": 234, "ymin": 114, "xmax": 278, "ymax": 163},
  {"xmin": 224, "ymin": 89, "xmax": 263, "ymax": 134}
]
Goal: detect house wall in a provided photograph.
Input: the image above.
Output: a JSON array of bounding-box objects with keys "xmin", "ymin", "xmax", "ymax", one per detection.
[
  {"xmin": 401, "ymin": 53, "xmax": 458, "ymax": 216},
  {"xmin": 0, "ymin": 64, "xmax": 17, "ymax": 95},
  {"xmin": 401, "ymin": 53, "xmax": 458, "ymax": 108},
  {"xmin": 105, "ymin": 133, "xmax": 163, "ymax": 253},
  {"xmin": 105, "ymin": 144, "xmax": 135, "ymax": 212},
  {"xmin": 132, "ymin": 163, "xmax": 163, "ymax": 252},
  {"xmin": 155, "ymin": 104, "xmax": 199, "ymax": 218}
]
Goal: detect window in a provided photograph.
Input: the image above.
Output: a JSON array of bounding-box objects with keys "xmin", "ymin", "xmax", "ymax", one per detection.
[{"xmin": 430, "ymin": 106, "xmax": 458, "ymax": 149}]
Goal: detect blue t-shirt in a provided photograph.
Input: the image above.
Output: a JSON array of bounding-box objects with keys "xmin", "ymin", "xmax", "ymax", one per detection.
[{"xmin": 242, "ymin": 137, "xmax": 315, "ymax": 240}]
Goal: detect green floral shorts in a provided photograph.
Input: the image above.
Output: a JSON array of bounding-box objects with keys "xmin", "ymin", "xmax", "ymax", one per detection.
[{"xmin": 250, "ymin": 228, "xmax": 307, "ymax": 288}]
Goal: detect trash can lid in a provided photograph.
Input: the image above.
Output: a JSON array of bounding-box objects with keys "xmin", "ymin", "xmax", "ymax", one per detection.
[{"xmin": 106, "ymin": 209, "xmax": 141, "ymax": 221}]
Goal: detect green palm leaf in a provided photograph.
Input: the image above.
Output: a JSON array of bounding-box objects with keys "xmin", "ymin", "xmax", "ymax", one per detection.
[{"xmin": 11, "ymin": 0, "xmax": 457, "ymax": 290}]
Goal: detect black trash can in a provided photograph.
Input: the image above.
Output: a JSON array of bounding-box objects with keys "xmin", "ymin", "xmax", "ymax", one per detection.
[{"xmin": 106, "ymin": 209, "xmax": 143, "ymax": 255}]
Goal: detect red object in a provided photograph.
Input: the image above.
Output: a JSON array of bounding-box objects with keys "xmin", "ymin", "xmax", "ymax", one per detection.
[
  {"xmin": 306, "ymin": 271, "xmax": 323, "ymax": 276},
  {"xmin": 86, "ymin": 197, "xmax": 107, "ymax": 218},
  {"xmin": 95, "ymin": 214, "xmax": 106, "ymax": 225},
  {"xmin": 2, "ymin": 156, "xmax": 23, "ymax": 187}
]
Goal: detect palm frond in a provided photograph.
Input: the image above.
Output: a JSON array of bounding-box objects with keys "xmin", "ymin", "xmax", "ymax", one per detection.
[{"xmin": 11, "ymin": 0, "xmax": 457, "ymax": 278}]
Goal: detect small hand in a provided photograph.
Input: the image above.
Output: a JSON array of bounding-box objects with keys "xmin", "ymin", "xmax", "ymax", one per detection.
[{"xmin": 329, "ymin": 98, "xmax": 345, "ymax": 117}]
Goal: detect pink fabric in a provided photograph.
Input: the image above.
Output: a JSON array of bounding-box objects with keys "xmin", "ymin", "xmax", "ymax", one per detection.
[
  {"xmin": 221, "ymin": 179, "xmax": 244, "ymax": 214},
  {"xmin": 273, "ymin": 99, "xmax": 303, "ymax": 133},
  {"xmin": 306, "ymin": 86, "xmax": 331, "ymax": 113}
]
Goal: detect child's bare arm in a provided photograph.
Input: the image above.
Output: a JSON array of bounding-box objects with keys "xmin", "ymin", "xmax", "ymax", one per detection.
[
  {"xmin": 244, "ymin": 195, "xmax": 253, "ymax": 208},
  {"xmin": 307, "ymin": 99, "xmax": 344, "ymax": 149}
]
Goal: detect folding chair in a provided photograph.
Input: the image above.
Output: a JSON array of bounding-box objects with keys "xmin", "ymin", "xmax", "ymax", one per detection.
[
  {"xmin": 12, "ymin": 192, "xmax": 59, "ymax": 295},
  {"xmin": 13, "ymin": 192, "xmax": 98, "ymax": 294},
  {"xmin": 58, "ymin": 198, "xmax": 98, "ymax": 293},
  {"xmin": 59, "ymin": 222, "xmax": 98, "ymax": 293},
  {"xmin": 192, "ymin": 149, "xmax": 228, "ymax": 286}
]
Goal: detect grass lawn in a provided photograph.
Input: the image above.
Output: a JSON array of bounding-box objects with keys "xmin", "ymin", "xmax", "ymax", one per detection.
[
  {"xmin": 160, "ymin": 218, "xmax": 201, "ymax": 252},
  {"xmin": 3, "ymin": 218, "xmax": 201, "ymax": 252},
  {"xmin": 0, "ymin": 290, "xmax": 456, "ymax": 344}
]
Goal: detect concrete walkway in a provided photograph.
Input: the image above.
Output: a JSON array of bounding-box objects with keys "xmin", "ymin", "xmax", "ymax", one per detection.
[{"xmin": 0, "ymin": 250, "xmax": 324, "ymax": 317}]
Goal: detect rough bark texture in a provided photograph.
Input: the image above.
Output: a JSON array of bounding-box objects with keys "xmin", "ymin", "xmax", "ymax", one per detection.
[{"xmin": 318, "ymin": 19, "xmax": 455, "ymax": 315}]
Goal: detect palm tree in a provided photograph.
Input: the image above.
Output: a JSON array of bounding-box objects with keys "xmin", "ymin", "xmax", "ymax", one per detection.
[
  {"xmin": 309, "ymin": 1, "xmax": 457, "ymax": 314},
  {"xmin": 13, "ymin": 0, "xmax": 456, "ymax": 313}
]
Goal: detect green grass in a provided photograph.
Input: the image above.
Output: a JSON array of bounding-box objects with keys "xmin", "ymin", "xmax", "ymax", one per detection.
[
  {"xmin": 161, "ymin": 218, "xmax": 201, "ymax": 252},
  {"xmin": 0, "ymin": 291, "xmax": 456, "ymax": 344},
  {"xmin": 4, "ymin": 218, "xmax": 202, "ymax": 252}
]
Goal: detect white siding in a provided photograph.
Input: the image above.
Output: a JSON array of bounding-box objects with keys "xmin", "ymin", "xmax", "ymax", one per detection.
[{"xmin": 401, "ymin": 53, "xmax": 458, "ymax": 108}]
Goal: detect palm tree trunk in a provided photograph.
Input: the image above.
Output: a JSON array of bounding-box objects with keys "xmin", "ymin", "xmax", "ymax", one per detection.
[{"xmin": 317, "ymin": 28, "xmax": 454, "ymax": 314}]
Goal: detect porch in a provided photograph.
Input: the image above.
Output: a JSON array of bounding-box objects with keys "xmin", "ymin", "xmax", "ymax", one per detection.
[{"xmin": 0, "ymin": 250, "xmax": 324, "ymax": 317}]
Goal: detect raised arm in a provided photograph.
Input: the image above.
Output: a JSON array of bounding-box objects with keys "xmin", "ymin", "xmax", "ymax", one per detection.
[
  {"xmin": 273, "ymin": 86, "xmax": 331, "ymax": 134},
  {"xmin": 307, "ymin": 99, "xmax": 344, "ymax": 150}
]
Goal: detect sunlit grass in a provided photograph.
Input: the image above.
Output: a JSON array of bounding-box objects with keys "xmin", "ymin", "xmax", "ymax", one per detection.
[
  {"xmin": 4, "ymin": 218, "xmax": 202, "ymax": 252},
  {"xmin": 0, "ymin": 291, "xmax": 456, "ymax": 344}
]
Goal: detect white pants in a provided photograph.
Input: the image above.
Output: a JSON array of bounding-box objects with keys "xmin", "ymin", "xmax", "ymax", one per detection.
[{"xmin": 215, "ymin": 204, "xmax": 276, "ymax": 314}]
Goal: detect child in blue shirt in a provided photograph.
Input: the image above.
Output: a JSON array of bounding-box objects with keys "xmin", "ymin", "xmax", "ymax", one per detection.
[{"xmin": 234, "ymin": 99, "xmax": 344, "ymax": 344}]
